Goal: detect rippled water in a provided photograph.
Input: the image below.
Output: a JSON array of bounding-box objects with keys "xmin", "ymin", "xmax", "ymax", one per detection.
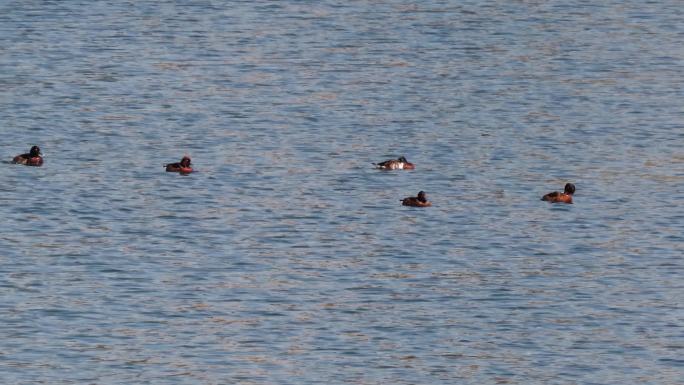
[{"xmin": 1, "ymin": 1, "xmax": 683, "ymax": 384}]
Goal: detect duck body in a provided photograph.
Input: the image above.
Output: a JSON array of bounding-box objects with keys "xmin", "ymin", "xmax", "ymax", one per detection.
[
  {"xmin": 401, "ymin": 191, "xmax": 431, "ymax": 207},
  {"xmin": 165, "ymin": 156, "xmax": 193, "ymax": 174},
  {"xmin": 165, "ymin": 163, "xmax": 193, "ymax": 173},
  {"xmin": 377, "ymin": 156, "xmax": 415, "ymax": 170},
  {"xmin": 541, "ymin": 183, "xmax": 575, "ymax": 204},
  {"xmin": 402, "ymin": 197, "xmax": 432, "ymax": 207},
  {"xmin": 12, "ymin": 146, "xmax": 43, "ymax": 166},
  {"xmin": 541, "ymin": 191, "xmax": 573, "ymax": 204}
]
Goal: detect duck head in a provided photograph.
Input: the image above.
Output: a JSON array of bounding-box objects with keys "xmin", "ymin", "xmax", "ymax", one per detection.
[
  {"xmin": 564, "ymin": 183, "xmax": 575, "ymax": 195},
  {"xmin": 30, "ymin": 146, "xmax": 42, "ymax": 157},
  {"xmin": 180, "ymin": 156, "xmax": 192, "ymax": 168},
  {"xmin": 417, "ymin": 191, "xmax": 427, "ymax": 202}
]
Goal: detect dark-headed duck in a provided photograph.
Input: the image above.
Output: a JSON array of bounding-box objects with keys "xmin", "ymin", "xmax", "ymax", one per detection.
[
  {"xmin": 12, "ymin": 146, "xmax": 43, "ymax": 166},
  {"xmin": 401, "ymin": 191, "xmax": 431, "ymax": 207},
  {"xmin": 165, "ymin": 156, "xmax": 193, "ymax": 174},
  {"xmin": 377, "ymin": 156, "xmax": 415, "ymax": 170},
  {"xmin": 541, "ymin": 183, "xmax": 575, "ymax": 204}
]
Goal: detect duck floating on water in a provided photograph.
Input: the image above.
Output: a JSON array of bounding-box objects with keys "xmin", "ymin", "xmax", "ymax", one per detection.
[
  {"xmin": 541, "ymin": 183, "xmax": 575, "ymax": 204},
  {"xmin": 165, "ymin": 156, "xmax": 193, "ymax": 174},
  {"xmin": 12, "ymin": 146, "xmax": 43, "ymax": 166},
  {"xmin": 401, "ymin": 191, "xmax": 431, "ymax": 207},
  {"xmin": 377, "ymin": 156, "xmax": 415, "ymax": 170}
]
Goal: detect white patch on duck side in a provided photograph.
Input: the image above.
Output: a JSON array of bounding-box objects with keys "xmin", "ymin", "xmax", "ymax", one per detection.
[{"xmin": 378, "ymin": 160, "xmax": 405, "ymax": 169}]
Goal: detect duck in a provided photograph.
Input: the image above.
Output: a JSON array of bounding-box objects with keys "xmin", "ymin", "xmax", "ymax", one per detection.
[
  {"xmin": 376, "ymin": 156, "xmax": 415, "ymax": 170},
  {"xmin": 401, "ymin": 191, "xmax": 431, "ymax": 207},
  {"xmin": 12, "ymin": 146, "xmax": 43, "ymax": 166},
  {"xmin": 165, "ymin": 156, "xmax": 193, "ymax": 174},
  {"xmin": 541, "ymin": 183, "xmax": 575, "ymax": 204}
]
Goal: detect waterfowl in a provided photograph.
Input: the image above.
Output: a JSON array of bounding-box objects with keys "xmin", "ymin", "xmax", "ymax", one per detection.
[
  {"xmin": 541, "ymin": 183, "xmax": 575, "ymax": 204},
  {"xmin": 377, "ymin": 156, "xmax": 415, "ymax": 170},
  {"xmin": 165, "ymin": 156, "xmax": 193, "ymax": 174},
  {"xmin": 12, "ymin": 146, "xmax": 43, "ymax": 166},
  {"xmin": 401, "ymin": 191, "xmax": 431, "ymax": 207}
]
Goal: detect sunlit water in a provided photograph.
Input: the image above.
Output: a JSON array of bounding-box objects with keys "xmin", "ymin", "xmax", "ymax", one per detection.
[{"xmin": 1, "ymin": 1, "xmax": 682, "ymax": 384}]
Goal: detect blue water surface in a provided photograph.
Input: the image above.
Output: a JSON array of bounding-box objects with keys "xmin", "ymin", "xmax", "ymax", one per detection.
[{"xmin": 1, "ymin": 1, "xmax": 682, "ymax": 384}]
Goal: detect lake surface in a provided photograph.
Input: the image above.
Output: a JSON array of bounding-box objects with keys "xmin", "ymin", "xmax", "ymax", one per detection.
[{"xmin": 1, "ymin": 1, "xmax": 683, "ymax": 384}]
